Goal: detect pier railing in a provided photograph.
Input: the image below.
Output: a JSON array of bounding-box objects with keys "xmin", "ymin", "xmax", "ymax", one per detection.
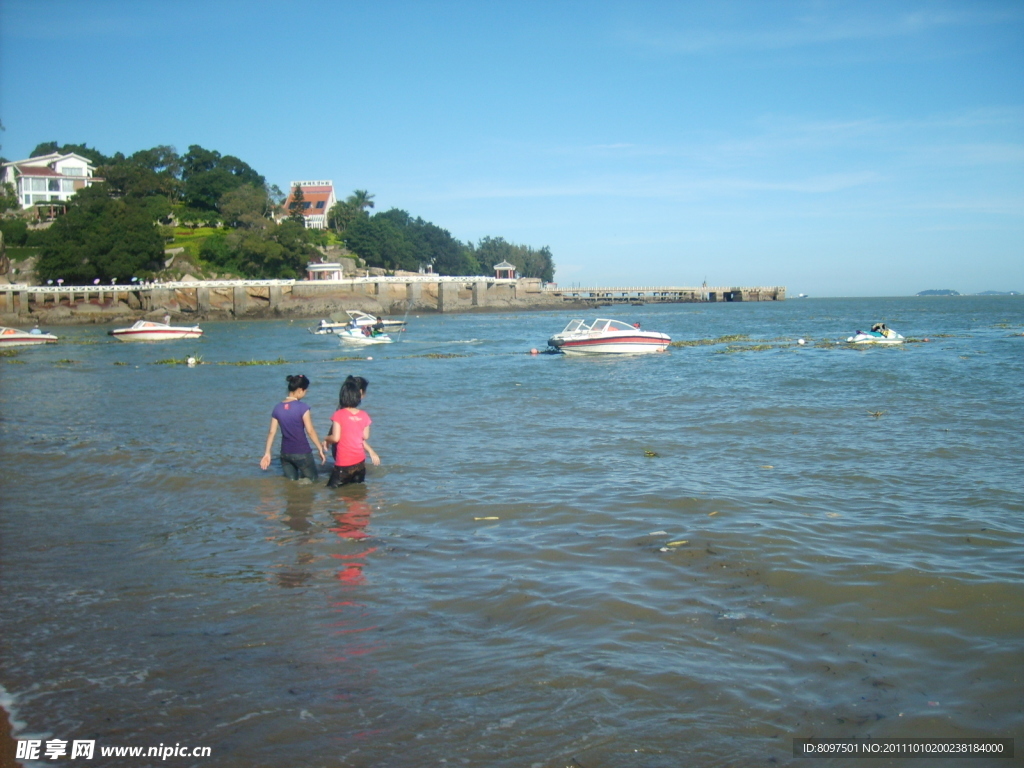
[
  {"xmin": 1, "ymin": 277, "xmax": 784, "ymax": 315},
  {"xmin": 544, "ymin": 285, "xmax": 786, "ymax": 302}
]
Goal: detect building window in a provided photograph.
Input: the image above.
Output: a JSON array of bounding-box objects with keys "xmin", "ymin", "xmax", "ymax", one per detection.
[
  {"xmin": 315, "ymin": 201, "xmax": 325, "ymax": 209},
  {"xmin": 62, "ymin": 167, "xmax": 84, "ymax": 176},
  {"xmin": 29, "ymin": 178, "xmax": 47, "ymax": 192},
  {"xmin": 62, "ymin": 179, "xmax": 76, "ymax": 192},
  {"xmin": 49, "ymin": 179, "xmax": 61, "ymax": 191}
]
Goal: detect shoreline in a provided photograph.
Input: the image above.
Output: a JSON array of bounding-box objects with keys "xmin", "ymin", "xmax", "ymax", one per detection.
[
  {"xmin": 1, "ymin": 705, "xmax": 19, "ymax": 768},
  {"xmin": 0, "ymin": 296, "xmax": 600, "ymax": 328}
]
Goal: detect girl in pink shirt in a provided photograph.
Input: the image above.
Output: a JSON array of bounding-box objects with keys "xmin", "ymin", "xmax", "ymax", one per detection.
[{"xmin": 324, "ymin": 376, "xmax": 380, "ymax": 487}]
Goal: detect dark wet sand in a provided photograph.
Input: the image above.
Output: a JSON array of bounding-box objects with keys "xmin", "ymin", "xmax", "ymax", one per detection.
[{"xmin": 0, "ymin": 706, "xmax": 18, "ymax": 768}]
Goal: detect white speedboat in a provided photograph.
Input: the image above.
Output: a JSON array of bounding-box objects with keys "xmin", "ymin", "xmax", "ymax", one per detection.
[
  {"xmin": 345, "ymin": 310, "xmax": 406, "ymax": 330},
  {"xmin": 310, "ymin": 311, "xmax": 406, "ymax": 335},
  {"xmin": 108, "ymin": 320, "xmax": 204, "ymax": 341},
  {"xmin": 846, "ymin": 323, "xmax": 904, "ymax": 345},
  {"xmin": 310, "ymin": 318, "xmax": 349, "ymax": 335},
  {"xmin": 548, "ymin": 318, "xmax": 671, "ymax": 355},
  {"xmin": 0, "ymin": 326, "xmax": 59, "ymax": 346},
  {"xmin": 337, "ymin": 327, "xmax": 393, "ymax": 345}
]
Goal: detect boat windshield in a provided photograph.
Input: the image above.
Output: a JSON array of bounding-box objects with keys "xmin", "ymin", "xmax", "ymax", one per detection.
[
  {"xmin": 603, "ymin": 320, "xmax": 634, "ymax": 332},
  {"xmin": 558, "ymin": 318, "xmax": 638, "ymax": 334}
]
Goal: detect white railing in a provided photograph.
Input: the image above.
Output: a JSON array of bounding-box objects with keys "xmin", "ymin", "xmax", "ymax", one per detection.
[
  {"xmin": 0, "ymin": 275, "xmax": 524, "ymax": 291},
  {"xmin": 0, "ymin": 280, "xmax": 295, "ymax": 292},
  {"xmin": 544, "ymin": 285, "xmax": 785, "ymax": 293}
]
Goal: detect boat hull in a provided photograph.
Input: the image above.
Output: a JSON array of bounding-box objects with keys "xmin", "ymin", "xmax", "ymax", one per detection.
[
  {"xmin": 846, "ymin": 337, "xmax": 903, "ymax": 345},
  {"xmin": 111, "ymin": 328, "xmax": 204, "ymax": 341},
  {"xmin": 845, "ymin": 332, "xmax": 904, "ymax": 345},
  {"xmin": 0, "ymin": 332, "xmax": 58, "ymax": 346},
  {"xmin": 338, "ymin": 330, "xmax": 393, "ymax": 345},
  {"xmin": 550, "ymin": 334, "xmax": 670, "ymax": 355}
]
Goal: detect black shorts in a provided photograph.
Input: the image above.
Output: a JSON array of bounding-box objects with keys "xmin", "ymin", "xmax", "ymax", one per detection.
[{"xmin": 327, "ymin": 461, "xmax": 366, "ymax": 488}]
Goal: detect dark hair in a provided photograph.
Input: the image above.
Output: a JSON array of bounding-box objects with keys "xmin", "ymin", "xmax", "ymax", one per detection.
[
  {"xmin": 350, "ymin": 375, "xmax": 368, "ymax": 394},
  {"xmin": 339, "ymin": 377, "xmax": 363, "ymax": 408},
  {"xmin": 286, "ymin": 374, "xmax": 310, "ymax": 392}
]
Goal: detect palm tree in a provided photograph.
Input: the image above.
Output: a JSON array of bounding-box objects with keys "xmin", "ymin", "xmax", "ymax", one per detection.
[{"xmin": 346, "ymin": 189, "xmax": 375, "ymax": 214}]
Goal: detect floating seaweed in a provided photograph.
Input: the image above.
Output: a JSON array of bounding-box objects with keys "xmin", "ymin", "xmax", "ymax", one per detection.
[{"xmin": 670, "ymin": 333, "xmax": 749, "ymax": 347}]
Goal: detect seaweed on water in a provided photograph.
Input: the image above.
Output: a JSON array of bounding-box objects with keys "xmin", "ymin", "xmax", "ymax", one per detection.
[
  {"xmin": 216, "ymin": 357, "xmax": 290, "ymax": 366},
  {"xmin": 671, "ymin": 333, "xmax": 750, "ymax": 347},
  {"xmin": 154, "ymin": 353, "xmax": 204, "ymax": 366},
  {"xmin": 713, "ymin": 344, "xmax": 775, "ymax": 354}
]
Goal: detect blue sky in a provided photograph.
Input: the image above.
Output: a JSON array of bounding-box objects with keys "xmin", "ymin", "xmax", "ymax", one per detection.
[{"xmin": 1, "ymin": 0, "xmax": 1021, "ymax": 296}]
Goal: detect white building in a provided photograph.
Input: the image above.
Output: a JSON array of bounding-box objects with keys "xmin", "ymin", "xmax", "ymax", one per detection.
[
  {"xmin": 0, "ymin": 152, "xmax": 102, "ymax": 209},
  {"xmin": 283, "ymin": 180, "xmax": 336, "ymax": 230}
]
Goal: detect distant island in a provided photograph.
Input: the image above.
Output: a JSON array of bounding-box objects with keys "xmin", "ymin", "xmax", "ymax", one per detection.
[{"xmin": 977, "ymin": 290, "xmax": 1021, "ymax": 296}]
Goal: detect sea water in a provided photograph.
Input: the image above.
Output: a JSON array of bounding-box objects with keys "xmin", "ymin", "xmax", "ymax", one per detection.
[{"xmin": 1, "ymin": 296, "xmax": 1022, "ymax": 767}]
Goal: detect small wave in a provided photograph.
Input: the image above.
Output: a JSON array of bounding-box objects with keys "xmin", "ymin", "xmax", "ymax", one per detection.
[{"xmin": 0, "ymin": 682, "xmax": 28, "ymax": 738}]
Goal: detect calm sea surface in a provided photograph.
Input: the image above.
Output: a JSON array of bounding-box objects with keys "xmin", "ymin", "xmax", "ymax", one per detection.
[{"xmin": 1, "ymin": 297, "xmax": 1022, "ymax": 767}]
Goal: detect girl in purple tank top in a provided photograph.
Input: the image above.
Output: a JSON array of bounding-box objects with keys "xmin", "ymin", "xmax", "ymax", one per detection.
[{"xmin": 259, "ymin": 374, "xmax": 326, "ymax": 481}]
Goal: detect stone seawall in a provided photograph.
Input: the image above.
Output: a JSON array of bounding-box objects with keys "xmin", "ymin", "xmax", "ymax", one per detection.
[
  {"xmin": 1, "ymin": 277, "xmax": 784, "ymax": 326},
  {"xmin": 0, "ymin": 278, "xmax": 570, "ymax": 326}
]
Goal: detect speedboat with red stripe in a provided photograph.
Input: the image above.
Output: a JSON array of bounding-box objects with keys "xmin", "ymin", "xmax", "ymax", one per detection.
[
  {"xmin": 108, "ymin": 320, "xmax": 204, "ymax": 341},
  {"xmin": 548, "ymin": 318, "xmax": 670, "ymax": 355},
  {"xmin": 0, "ymin": 326, "xmax": 59, "ymax": 346}
]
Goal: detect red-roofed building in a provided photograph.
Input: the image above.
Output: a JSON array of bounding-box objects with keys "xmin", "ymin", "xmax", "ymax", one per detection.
[
  {"xmin": 1, "ymin": 152, "xmax": 103, "ymax": 209},
  {"xmin": 283, "ymin": 180, "xmax": 336, "ymax": 229}
]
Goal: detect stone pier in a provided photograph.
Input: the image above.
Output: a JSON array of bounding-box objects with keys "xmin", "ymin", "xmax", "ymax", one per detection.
[{"xmin": 0, "ymin": 277, "xmax": 786, "ymax": 322}]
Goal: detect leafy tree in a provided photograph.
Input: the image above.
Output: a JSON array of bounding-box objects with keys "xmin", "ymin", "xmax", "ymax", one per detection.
[
  {"xmin": 176, "ymin": 205, "xmax": 221, "ymax": 228},
  {"xmin": 267, "ymin": 183, "xmax": 285, "ymax": 212},
  {"xmin": 328, "ymin": 200, "xmax": 358, "ymax": 235},
  {"xmin": 36, "ymin": 185, "xmax": 164, "ymax": 282},
  {"xmin": 475, "ymin": 236, "xmax": 555, "ymax": 282},
  {"xmin": 287, "ymin": 185, "xmax": 306, "ymax": 225},
  {"xmin": 0, "ymin": 182, "xmax": 20, "ymax": 215},
  {"xmin": 327, "ymin": 189, "xmax": 376, "ymax": 236},
  {"xmin": 198, "ymin": 231, "xmax": 234, "ymax": 270},
  {"xmin": 29, "ymin": 141, "xmax": 108, "ymax": 166},
  {"xmin": 0, "ymin": 218, "xmax": 28, "ymax": 246},
  {"xmin": 180, "ymin": 145, "xmax": 264, "ymax": 210},
  {"xmin": 128, "ymin": 145, "xmax": 181, "ymax": 178},
  {"xmin": 376, "ymin": 209, "xmax": 478, "ymax": 275},
  {"xmin": 220, "ymin": 184, "xmax": 272, "ymax": 230},
  {"xmin": 343, "ymin": 214, "xmax": 416, "ymax": 271},
  {"xmin": 95, "ymin": 145, "xmax": 183, "ymax": 203},
  {"xmin": 99, "ymin": 162, "xmax": 179, "ymax": 201}
]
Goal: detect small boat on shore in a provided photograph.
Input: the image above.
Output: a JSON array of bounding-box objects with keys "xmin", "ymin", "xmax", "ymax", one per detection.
[
  {"xmin": 846, "ymin": 323, "xmax": 904, "ymax": 345},
  {"xmin": 548, "ymin": 318, "xmax": 670, "ymax": 355},
  {"xmin": 0, "ymin": 326, "xmax": 59, "ymax": 346},
  {"xmin": 109, "ymin": 320, "xmax": 204, "ymax": 341},
  {"xmin": 337, "ymin": 327, "xmax": 394, "ymax": 345}
]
